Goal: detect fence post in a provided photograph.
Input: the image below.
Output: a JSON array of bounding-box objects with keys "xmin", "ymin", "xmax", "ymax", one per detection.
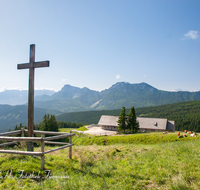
[
  {"xmin": 21, "ymin": 128, "xmax": 24, "ymax": 137},
  {"xmin": 69, "ymin": 130, "xmax": 72, "ymax": 159},
  {"xmin": 41, "ymin": 134, "xmax": 45, "ymax": 170},
  {"xmin": 21, "ymin": 128, "xmax": 24, "ymax": 147}
]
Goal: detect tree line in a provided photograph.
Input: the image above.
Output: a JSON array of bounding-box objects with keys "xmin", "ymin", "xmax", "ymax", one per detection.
[
  {"xmin": 15, "ymin": 114, "xmax": 83, "ymax": 132},
  {"xmin": 57, "ymin": 121, "xmax": 82, "ymax": 128}
]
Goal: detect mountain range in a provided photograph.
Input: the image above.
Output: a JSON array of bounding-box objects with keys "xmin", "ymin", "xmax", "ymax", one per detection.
[
  {"xmin": 1, "ymin": 82, "xmax": 200, "ymax": 132},
  {"xmin": 34, "ymin": 82, "xmax": 200, "ymax": 112}
]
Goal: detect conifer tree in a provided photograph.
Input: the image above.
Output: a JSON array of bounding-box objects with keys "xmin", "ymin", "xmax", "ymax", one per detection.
[
  {"xmin": 48, "ymin": 115, "xmax": 58, "ymax": 132},
  {"xmin": 40, "ymin": 114, "xmax": 58, "ymax": 132},
  {"xmin": 127, "ymin": 106, "xmax": 139, "ymax": 133},
  {"xmin": 40, "ymin": 114, "xmax": 49, "ymax": 131},
  {"xmin": 117, "ymin": 106, "xmax": 127, "ymax": 133}
]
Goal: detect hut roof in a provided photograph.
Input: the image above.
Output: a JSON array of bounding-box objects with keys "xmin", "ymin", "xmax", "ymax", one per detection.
[
  {"xmin": 98, "ymin": 115, "xmax": 170, "ymax": 130},
  {"xmin": 137, "ymin": 117, "xmax": 167, "ymax": 130},
  {"xmin": 98, "ymin": 115, "xmax": 119, "ymax": 126}
]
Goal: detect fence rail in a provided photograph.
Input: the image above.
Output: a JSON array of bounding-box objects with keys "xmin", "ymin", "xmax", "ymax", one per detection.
[
  {"xmin": 23, "ymin": 129, "xmax": 70, "ymax": 135},
  {"xmin": 0, "ymin": 128, "xmax": 75, "ymax": 170},
  {"xmin": 0, "ymin": 130, "xmax": 21, "ymax": 136},
  {"xmin": 0, "ymin": 141, "xmax": 18, "ymax": 147}
]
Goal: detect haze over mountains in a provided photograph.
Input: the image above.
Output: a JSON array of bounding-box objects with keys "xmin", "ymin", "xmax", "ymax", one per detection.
[
  {"xmin": 1, "ymin": 82, "xmax": 200, "ymax": 132},
  {"xmin": 0, "ymin": 89, "xmax": 55, "ymax": 105},
  {"xmin": 0, "ymin": 104, "xmax": 62, "ymax": 133}
]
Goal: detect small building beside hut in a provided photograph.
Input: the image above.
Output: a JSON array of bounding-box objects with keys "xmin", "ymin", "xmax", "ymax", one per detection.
[{"xmin": 98, "ymin": 115, "xmax": 175, "ymax": 132}]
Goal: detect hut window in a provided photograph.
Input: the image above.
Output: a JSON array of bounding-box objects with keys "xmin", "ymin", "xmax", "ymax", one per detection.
[{"xmin": 154, "ymin": 122, "xmax": 157, "ymax": 126}]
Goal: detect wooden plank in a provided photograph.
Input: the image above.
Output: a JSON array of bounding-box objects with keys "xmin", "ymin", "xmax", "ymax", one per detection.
[
  {"xmin": 30, "ymin": 44, "xmax": 35, "ymax": 63},
  {"xmin": 41, "ymin": 134, "xmax": 45, "ymax": 170},
  {"xmin": 34, "ymin": 61, "xmax": 49, "ymax": 68},
  {"xmin": 0, "ymin": 141, "xmax": 18, "ymax": 147},
  {"xmin": 44, "ymin": 143, "xmax": 74, "ymax": 154},
  {"xmin": 27, "ymin": 44, "xmax": 35, "ymax": 152},
  {"xmin": 24, "ymin": 129, "xmax": 70, "ymax": 135},
  {"xmin": 69, "ymin": 130, "xmax": 72, "ymax": 159},
  {"xmin": 0, "ymin": 130, "xmax": 21, "ymax": 136},
  {"xmin": 17, "ymin": 61, "xmax": 50, "ymax": 69},
  {"xmin": 17, "ymin": 63, "xmax": 31, "ymax": 69},
  {"xmin": 44, "ymin": 133, "xmax": 75, "ymax": 141},
  {"xmin": 21, "ymin": 128, "xmax": 24, "ymax": 137},
  {"xmin": 0, "ymin": 150, "xmax": 42, "ymax": 156},
  {"xmin": 21, "ymin": 128, "xmax": 25, "ymax": 147},
  {"xmin": 44, "ymin": 141, "xmax": 70, "ymax": 145},
  {"xmin": 0, "ymin": 137, "xmax": 41, "ymax": 142}
]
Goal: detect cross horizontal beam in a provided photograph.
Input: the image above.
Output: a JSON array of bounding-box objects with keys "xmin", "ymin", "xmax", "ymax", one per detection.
[{"xmin": 17, "ymin": 61, "xmax": 49, "ymax": 70}]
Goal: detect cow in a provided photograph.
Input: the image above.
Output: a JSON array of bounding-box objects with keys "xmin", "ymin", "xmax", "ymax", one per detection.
[
  {"xmin": 187, "ymin": 131, "xmax": 193, "ymax": 134},
  {"xmin": 183, "ymin": 134, "xmax": 187, "ymax": 137},
  {"xmin": 177, "ymin": 131, "xmax": 180, "ymax": 138},
  {"xmin": 184, "ymin": 130, "xmax": 187, "ymax": 133}
]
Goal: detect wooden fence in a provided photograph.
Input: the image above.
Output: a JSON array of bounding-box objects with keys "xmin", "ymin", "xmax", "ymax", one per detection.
[{"xmin": 0, "ymin": 128, "xmax": 75, "ymax": 170}]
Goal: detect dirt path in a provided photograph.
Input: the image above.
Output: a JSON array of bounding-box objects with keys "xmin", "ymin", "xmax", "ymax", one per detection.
[{"xmin": 84, "ymin": 127, "xmax": 117, "ymax": 135}]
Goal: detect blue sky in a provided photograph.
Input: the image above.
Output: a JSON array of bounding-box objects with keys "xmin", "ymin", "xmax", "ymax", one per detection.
[{"xmin": 0, "ymin": 0, "xmax": 200, "ymax": 92}]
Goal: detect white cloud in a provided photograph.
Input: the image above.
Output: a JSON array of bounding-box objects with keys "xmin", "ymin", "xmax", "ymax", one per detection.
[
  {"xmin": 184, "ymin": 30, "xmax": 199, "ymax": 40},
  {"xmin": 62, "ymin": 79, "xmax": 68, "ymax": 82},
  {"xmin": 35, "ymin": 87, "xmax": 57, "ymax": 92},
  {"xmin": 144, "ymin": 74, "xmax": 146, "ymax": 77},
  {"xmin": 0, "ymin": 87, "xmax": 27, "ymax": 92},
  {"xmin": 0, "ymin": 87, "xmax": 6, "ymax": 92},
  {"xmin": 116, "ymin": 74, "xmax": 121, "ymax": 79},
  {"xmin": 174, "ymin": 88, "xmax": 199, "ymax": 92}
]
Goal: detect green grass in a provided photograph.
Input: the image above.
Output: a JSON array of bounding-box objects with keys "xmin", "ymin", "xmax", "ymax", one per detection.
[
  {"xmin": 58, "ymin": 125, "xmax": 88, "ymax": 132},
  {"xmin": 76, "ymin": 125, "xmax": 88, "ymax": 131},
  {"xmin": 59, "ymin": 127, "xmax": 91, "ymax": 141},
  {"xmin": 59, "ymin": 128, "xmax": 79, "ymax": 132},
  {"xmin": 1, "ymin": 134, "xmax": 200, "ymax": 189},
  {"xmin": 74, "ymin": 132, "xmax": 200, "ymax": 145}
]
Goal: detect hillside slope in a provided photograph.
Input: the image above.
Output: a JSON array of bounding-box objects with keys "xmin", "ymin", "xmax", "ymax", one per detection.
[
  {"xmin": 0, "ymin": 105, "xmax": 62, "ymax": 132},
  {"xmin": 56, "ymin": 100, "xmax": 200, "ymax": 132}
]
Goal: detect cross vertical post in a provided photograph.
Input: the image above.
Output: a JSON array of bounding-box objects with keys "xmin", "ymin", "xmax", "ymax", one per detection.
[
  {"xmin": 28, "ymin": 44, "xmax": 35, "ymax": 151},
  {"xmin": 17, "ymin": 44, "xmax": 50, "ymax": 151}
]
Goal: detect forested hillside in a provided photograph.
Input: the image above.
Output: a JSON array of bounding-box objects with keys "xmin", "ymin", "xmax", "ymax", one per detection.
[
  {"xmin": 56, "ymin": 109, "xmax": 122, "ymax": 125},
  {"xmin": 2, "ymin": 98, "xmax": 200, "ymax": 133},
  {"xmin": 56, "ymin": 100, "xmax": 200, "ymax": 132},
  {"xmin": 0, "ymin": 105, "xmax": 62, "ymax": 132},
  {"xmin": 136, "ymin": 100, "xmax": 200, "ymax": 132}
]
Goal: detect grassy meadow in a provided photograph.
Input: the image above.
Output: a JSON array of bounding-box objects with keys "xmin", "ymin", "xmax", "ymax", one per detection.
[{"xmin": 0, "ymin": 133, "xmax": 200, "ymax": 189}]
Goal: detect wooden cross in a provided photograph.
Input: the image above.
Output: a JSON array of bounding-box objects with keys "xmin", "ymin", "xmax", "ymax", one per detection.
[{"xmin": 17, "ymin": 44, "xmax": 50, "ymax": 151}]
